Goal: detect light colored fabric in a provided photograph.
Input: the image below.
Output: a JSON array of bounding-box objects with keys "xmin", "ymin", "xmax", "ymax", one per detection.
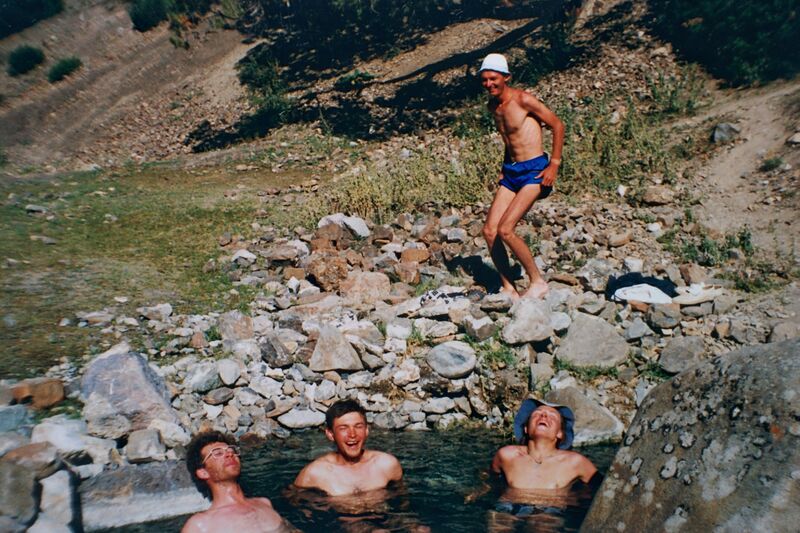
[
  {"xmin": 613, "ymin": 284, "xmax": 673, "ymax": 304},
  {"xmin": 479, "ymin": 53, "xmax": 510, "ymax": 74}
]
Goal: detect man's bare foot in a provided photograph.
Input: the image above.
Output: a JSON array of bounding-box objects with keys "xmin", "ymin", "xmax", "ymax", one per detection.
[
  {"xmin": 522, "ymin": 280, "xmax": 549, "ymax": 299},
  {"xmin": 500, "ymin": 286, "xmax": 521, "ymax": 300}
]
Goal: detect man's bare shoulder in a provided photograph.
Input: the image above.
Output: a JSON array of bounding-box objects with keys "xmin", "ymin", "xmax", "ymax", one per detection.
[
  {"xmin": 294, "ymin": 453, "xmax": 333, "ymax": 487},
  {"xmin": 497, "ymin": 444, "xmax": 526, "ymax": 461},
  {"xmin": 181, "ymin": 508, "xmax": 213, "ymax": 533},
  {"xmin": 367, "ymin": 449, "xmax": 400, "ymax": 465}
]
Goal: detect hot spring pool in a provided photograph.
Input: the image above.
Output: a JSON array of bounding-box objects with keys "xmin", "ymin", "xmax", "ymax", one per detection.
[{"xmin": 109, "ymin": 428, "xmax": 616, "ymax": 532}]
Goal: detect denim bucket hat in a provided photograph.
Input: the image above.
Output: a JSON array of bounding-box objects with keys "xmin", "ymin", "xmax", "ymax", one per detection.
[{"xmin": 513, "ymin": 398, "xmax": 575, "ymax": 450}]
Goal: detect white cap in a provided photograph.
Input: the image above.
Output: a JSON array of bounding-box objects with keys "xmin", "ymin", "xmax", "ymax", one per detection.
[{"xmin": 478, "ymin": 53, "xmax": 510, "ymax": 75}]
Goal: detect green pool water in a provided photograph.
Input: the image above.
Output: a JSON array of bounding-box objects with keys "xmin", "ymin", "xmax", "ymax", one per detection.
[{"xmin": 112, "ymin": 428, "xmax": 617, "ymax": 532}]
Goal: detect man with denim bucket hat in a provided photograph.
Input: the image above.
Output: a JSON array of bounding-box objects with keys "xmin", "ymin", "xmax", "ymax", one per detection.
[
  {"xmin": 479, "ymin": 52, "xmax": 565, "ymax": 300},
  {"xmin": 490, "ymin": 398, "xmax": 597, "ymax": 489}
]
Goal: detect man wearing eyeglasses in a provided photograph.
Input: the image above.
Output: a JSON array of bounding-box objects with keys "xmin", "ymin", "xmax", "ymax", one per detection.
[{"xmin": 182, "ymin": 431, "xmax": 292, "ymax": 533}]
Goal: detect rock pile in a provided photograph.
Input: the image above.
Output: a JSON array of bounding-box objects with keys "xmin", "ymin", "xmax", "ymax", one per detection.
[{"xmin": 2, "ymin": 200, "xmax": 795, "ymax": 529}]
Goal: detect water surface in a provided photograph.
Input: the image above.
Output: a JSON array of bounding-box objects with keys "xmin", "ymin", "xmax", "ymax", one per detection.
[{"xmin": 115, "ymin": 428, "xmax": 616, "ymax": 532}]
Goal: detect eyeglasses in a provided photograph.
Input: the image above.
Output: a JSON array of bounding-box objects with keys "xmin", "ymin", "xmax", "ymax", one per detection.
[{"xmin": 202, "ymin": 445, "xmax": 240, "ymax": 464}]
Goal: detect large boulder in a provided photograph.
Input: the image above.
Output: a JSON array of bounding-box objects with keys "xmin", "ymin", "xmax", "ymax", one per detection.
[
  {"xmin": 581, "ymin": 338, "xmax": 800, "ymax": 532},
  {"xmin": 556, "ymin": 313, "xmax": 630, "ymax": 368},
  {"xmin": 81, "ymin": 343, "xmax": 180, "ymax": 438},
  {"xmin": 79, "ymin": 460, "xmax": 209, "ymax": 530}
]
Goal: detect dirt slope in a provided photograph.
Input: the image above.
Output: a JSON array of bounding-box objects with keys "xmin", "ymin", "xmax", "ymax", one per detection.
[
  {"xmin": 682, "ymin": 81, "xmax": 800, "ymax": 260},
  {"xmin": 0, "ymin": 0, "xmax": 252, "ymax": 168}
]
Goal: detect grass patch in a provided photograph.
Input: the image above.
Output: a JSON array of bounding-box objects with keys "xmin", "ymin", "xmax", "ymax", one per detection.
[
  {"xmin": 0, "ymin": 165, "xmax": 289, "ymax": 378},
  {"xmin": 466, "ymin": 334, "xmax": 516, "ymax": 370},
  {"xmin": 554, "ymin": 357, "xmax": 618, "ymax": 381},
  {"xmin": 295, "ymin": 136, "xmax": 496, "ymax": 225},
  {"xmin": 639, "ymin": 361, "xmax": 672, "ymax": 382}
]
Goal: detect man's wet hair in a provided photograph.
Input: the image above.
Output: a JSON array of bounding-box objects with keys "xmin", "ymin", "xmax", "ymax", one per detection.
[
  {"xmin": 186, "ymin": 430, "xmax": 236, "ymax": 499},
  {"xmin": 325, "ymin": 399, "xmax": 367, "ymax": 429}
]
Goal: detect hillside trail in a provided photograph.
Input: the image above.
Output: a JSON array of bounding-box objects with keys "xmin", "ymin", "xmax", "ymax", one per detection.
[{"xmin": 679, "ymin": 79, "xmax": 800, "ymax": 260}]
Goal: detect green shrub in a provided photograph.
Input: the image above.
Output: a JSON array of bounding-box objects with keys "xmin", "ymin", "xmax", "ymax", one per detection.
[
  {"xmin": 129, "ymin": 0, "xmax": 170, "ymax": 32},
  {"xmin": 649, "ymin": 0, "xmax": 800, "ymax": 85},
  {"xmin": 0, "ymin": 0, "xmax": 63, "ymax": 39},
  {"xmin": 47, "ymin": 56, "xmax": 82, "ymax": 82},
  {"xmin": 334, "ymin": 69, "xmax": 376, "ymax": 91},
  {"xmin": 759, "ymin": 157, "xmax": 783, "ymax": 172},
  {"xmin": 7, "ymin": 45, "xmax": 45, "ymax": 76}
]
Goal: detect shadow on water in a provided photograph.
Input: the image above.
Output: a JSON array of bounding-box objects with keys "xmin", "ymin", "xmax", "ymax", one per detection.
[{"xmin": 110, "ymin": 428, "xmax": 617, "ymax": 532}]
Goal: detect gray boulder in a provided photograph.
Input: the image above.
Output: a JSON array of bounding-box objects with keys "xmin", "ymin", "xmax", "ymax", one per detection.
[
  {"xmin": 576, "ymin": 259, "xmax": 618, "ymax": 292},
  {"xmin": 126, "ymin": 429, "xmax": 166, "ymax": 463},
  {"xmin": 711, "ymin": 122, "xmax": 741, "ymax": 143},
  {"xmin": 0, "ymin": 405, "xmax": 30, "ymax": 433},
  {"xmin": 659, "ymin": 336, "xmax": 706, "ymax": 374},
  {"xmin": 501, "ymin": 299, "xmax": 554, "ymax": 344},
  {"xmin": 647, "ymin": 303, "xmax": 681, "ymax": 329},
  {"xmin": 81, "ymin": 344, "xmax": 180, "ymax": 438},
  {"xmin": 184, "ymin": 361, "xmax": 221, "ymax": 393},
  {"xmin": 581, "ymin": 338, "xmax": 800, "ymax": 533},
  {"xmin": 556, "ymin": 313, "xmax": 630, "ymax": 368},
  {"xmin": 426, "ymin": 341, "xmax": 477, "ymax": 379},
  {"xmin": 308, "ymin": 325, "xmax": 363, "ymax": 372},
  {"xmin": 260, "ymin": 335, "xmax": 293, "ymax": 367},
  {"xmin": 463, "ymin": 314, "xmax": 496, "ymax": 341}
]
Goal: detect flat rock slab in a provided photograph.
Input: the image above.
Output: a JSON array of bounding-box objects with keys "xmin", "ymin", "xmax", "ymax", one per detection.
[
  {"xmin": 556, "ymin": 313, "xmax": 630, "ymax": 368},
  {"xmin": 79, "ymin": 460, "xmax": 208, "ymax": 531},
  {"xmin": 582, "ymin": 338, "xmax": 800, "ymax": 533}
]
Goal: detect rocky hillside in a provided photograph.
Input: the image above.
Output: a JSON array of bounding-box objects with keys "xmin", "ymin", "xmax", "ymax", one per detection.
[{"xmin": 1, "ymin": 1, "xmax": 799, "ymax": 531}]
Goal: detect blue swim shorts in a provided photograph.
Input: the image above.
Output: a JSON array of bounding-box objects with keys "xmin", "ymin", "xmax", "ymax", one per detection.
[
  {"xmin": 499, "ymin": 153, "xmax": 553, "ymax": 198},
  {"xmin": 495, "ymin": 500, "xmax": 564, "ymax": 517}
]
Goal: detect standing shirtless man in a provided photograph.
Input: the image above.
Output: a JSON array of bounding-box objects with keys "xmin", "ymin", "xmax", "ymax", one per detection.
[
  {"xmin": 480, "ymin": 53, "xmax": 565, "ymax": 299},
  {"xmin": 182, "ymin": 431, "xmax": 292, "ymax": 533},
  {"xmin": 293, "ymin": 399, "xmax": 402, "ymax": 496}
]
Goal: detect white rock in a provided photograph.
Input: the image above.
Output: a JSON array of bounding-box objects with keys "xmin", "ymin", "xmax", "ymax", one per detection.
[
  {"xmin": 148, "ymin": 419, "xmax": 190, "ymax": 448},
  {"xmin": 216, "ymin": 359, "xmax": 241, "ymax": 386}
]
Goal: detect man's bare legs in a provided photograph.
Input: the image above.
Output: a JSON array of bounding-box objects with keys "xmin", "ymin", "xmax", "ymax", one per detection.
[
  {"xmin": 484, "ymin": 187, "xmax": 523, "ymax": 298},
  {"xmin": 483, "ymin": 185, "xmax": 549, "ymax": 299}
]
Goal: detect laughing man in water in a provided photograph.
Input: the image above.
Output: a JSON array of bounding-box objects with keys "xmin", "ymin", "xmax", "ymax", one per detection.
[{"xmin": 480, "ymin": 53, "xmax": 565, "ymax": 299}]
